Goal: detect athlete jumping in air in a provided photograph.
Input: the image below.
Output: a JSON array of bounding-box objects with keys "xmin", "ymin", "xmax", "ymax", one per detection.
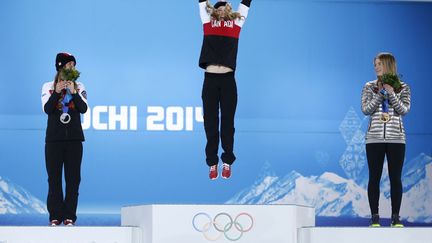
[{"xmin": 198, "ymin": 0, "xmax": 252, "ymax": 180}]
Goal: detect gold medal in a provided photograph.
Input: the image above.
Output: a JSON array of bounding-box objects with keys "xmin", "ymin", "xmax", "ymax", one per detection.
[{"xmin": 379, "ymin": 113, "xmax": 390, "ymax": 123}]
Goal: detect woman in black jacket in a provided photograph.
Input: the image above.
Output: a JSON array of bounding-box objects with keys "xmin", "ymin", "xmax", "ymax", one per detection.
[{"xmin": 41, "ymin": 52, "xmax": 88, "ymax": 226}]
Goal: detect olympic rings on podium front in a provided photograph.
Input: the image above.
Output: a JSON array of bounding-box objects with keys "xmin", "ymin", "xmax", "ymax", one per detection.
[{"xmin": 192, "ymin": 212, "xmax": 254, "ymax": 241}]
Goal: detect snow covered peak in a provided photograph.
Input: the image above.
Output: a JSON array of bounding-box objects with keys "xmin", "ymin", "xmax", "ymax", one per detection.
[
  {"xmin": 226, "ymin": 154, "xmax": 432, "ymax": 223},
  {"xmin": 318, "ymin": 172, "xmax": 348, "ymax": 184},
  {"xmin": 0, "ymin": 176, "xmax": 47, "ymax": 214}
]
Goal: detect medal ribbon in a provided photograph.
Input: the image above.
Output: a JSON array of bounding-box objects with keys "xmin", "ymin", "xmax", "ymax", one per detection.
[
  {"xmin": 61, "ymin": 89, "xmax": 73, "ymax": 113},
  {"xmin": 380, "ymin": 89, "xmax": 389, "ymax": 114}
]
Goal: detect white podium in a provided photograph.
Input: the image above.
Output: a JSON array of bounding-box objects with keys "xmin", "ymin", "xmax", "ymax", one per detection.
[
  {"xmin": 298, "ymin": 227, "xmax": 432, "ymax": 243},
  {"xmin": 0, "ymin": 226, "xmax": 140, "ymax": 243},
  {"xmin": 121, "ymin": 204, "xmax": 315, "ymax": 243}
]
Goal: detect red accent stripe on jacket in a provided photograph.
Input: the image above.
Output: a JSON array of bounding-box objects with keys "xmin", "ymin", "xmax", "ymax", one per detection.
[{"xmin": 203, "ymin": 21, "xmax": 241, "ymax": 39}]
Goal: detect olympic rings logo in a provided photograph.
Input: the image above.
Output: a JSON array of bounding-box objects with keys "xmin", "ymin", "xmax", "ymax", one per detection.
[{"xmin": 192, "ymin": 212, "xmax": 254, "ymax": 241}]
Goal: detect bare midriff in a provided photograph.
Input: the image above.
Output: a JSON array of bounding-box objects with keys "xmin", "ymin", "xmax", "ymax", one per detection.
[{"xmin": 206, "ymin": 65, "xmax": 233, "ymax": 73}]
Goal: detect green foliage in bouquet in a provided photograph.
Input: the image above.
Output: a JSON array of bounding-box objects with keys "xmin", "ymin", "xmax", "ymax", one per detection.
[
  {"xmin": 381, "ymin": 73, "xmax": 401, "ymax": 90},
  {"xmin": 60, "ymin": 68, "xmax": 80, "ymax": 82}
]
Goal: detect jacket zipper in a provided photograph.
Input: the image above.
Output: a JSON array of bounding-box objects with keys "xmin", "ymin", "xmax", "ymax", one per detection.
[
  {"xmin": 399, "ymin": 117, "xmax": 402, "ymax": 132},
  {"xmin": 383, "ymin": 122, "xmax": 386, "ymax": 140}
]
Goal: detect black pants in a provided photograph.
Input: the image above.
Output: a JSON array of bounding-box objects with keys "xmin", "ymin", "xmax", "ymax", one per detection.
[
  {"xmin": 366, "ymin": 143, "xmax": 405, "ymax": 215},
  {"xmin": 202, "ymin": 72, "xmax": 237, "ymax": 166},
  {"xmin": 45, "ymin": 141, "xmax": 83, "ymax": 222}
]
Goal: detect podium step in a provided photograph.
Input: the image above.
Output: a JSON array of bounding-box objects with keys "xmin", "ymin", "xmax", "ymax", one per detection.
[
  {"xmin": 122, "ymin": 204, "xmax": 315, "ymax": 243},
  {"xmin": 298, "ymin": 227, "xmax": 432, "ymax": 243},
  {"xmin": 0, "ymin": 226, "xmax": 141, "ymax": 243}
]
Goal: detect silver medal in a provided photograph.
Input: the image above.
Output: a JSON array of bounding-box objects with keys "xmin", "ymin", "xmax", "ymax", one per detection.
[{"xmin": 60, "ymin": 113, "xmax": 71, "ymax": 124}]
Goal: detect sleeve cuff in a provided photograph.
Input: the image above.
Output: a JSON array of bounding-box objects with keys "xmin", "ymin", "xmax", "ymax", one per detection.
[
  {"xmin": 388, "ymin": 92, "xmax": 397, "ymax": 101},
  {"xmin": 72, "ymin": 92, "xmax": 82, "ymax": 99},
  {"xmin": 51, "ymin": 91, "xmax": 61, "ymax": 98},
  {"xmin": 375, "ymin": 92, "xmax": 384, "ymax": 101},
  {"xmin": 241, "ymin": 0, "xmax": 252, "ymax": 7}
]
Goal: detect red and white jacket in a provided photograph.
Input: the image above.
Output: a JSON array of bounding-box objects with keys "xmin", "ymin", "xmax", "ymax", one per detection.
[{"xmin": 198, "ymin": 0, "xmax": 251, "ymax": 71}]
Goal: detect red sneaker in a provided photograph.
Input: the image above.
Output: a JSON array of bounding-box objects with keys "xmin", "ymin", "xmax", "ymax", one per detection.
[
  {"xmin": 49, "ymin": 220, "xmax": 61, "ymax": 226},
  {"xmin": 63, "ymin": 219, "xmax": 75, "ymax": 226},
  {"xmin": 222, "ymin": 163, "xmax": 231, "ymax": 179},
  {"xmin": 209, "ymin": 165, "xmax": 218, "ymax": 180}
]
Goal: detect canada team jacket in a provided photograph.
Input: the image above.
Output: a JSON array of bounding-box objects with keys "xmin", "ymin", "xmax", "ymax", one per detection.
[
  {"xmin": 41, "ymin": 81, "xmax": 88, "ymax": 142},
  {"xmin": 198, "ymin": 0, "xmax": 252, "ymax": 70}
]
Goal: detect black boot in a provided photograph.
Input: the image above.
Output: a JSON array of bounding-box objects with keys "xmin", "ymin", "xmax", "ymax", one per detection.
[
  {"xmin": 369, "ymin": 214, "xmax": 380, "ymax": 227},
  {"xmin": 391, "ymin": 214, "xmax": 404, "ymax": 227}
]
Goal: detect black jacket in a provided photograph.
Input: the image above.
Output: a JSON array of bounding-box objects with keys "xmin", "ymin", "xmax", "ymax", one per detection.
[{"xmin": 41, "ymin": 81, "xmax": 88, "ymax": 142}]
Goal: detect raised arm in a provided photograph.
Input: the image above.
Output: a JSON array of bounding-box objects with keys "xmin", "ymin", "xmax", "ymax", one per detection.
[
  {"xmin": 42, "ymin": 82, "xmax": 60, "ymax": 114},
  {"xmin": 361, "ymin": 83, "xmax": 384, "ymax": 116},
  {"xmin": 199, "ymin": 0, "xmax": 210, "ymax": 24},
  {"xmin": 388, "ymin": 84, "xmax": 411, "ymax": 116},
  {"xmin": 236, "ymin": 0, "xmax": 252, "ymax": 27},
  {"xmin": 72, "ymin": 82, "xmax": 88, "ymax": 114}
]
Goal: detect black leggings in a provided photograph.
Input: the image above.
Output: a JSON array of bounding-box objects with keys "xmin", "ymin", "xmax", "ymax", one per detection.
[
  {"xmin": 202, "ymin": 72, "xmax": 237, "ymax": 166},
  {"xmin": 45, "ymin": 141, "xmax": 83, "ymax": 222},
  {"xmin": 366, "ymin": 143, "xmax": 405, "ymax": 215}
]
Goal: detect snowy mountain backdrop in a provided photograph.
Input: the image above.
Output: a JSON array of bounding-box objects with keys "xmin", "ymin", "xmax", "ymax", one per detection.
[
  {"xmin": 0, "ymin": 176, "xmax": 47, "ymax": 214},
  {"xmin": 226, "ymin": 156, "xmax": 432, "ymax": 223},
  {"xmin": 227, "ymin": 108, "xmax": 432, "ymax": 223}
]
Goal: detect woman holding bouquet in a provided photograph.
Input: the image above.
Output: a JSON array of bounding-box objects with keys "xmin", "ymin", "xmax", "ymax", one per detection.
[
  {"xmin": 41, "ymin": 52, "xmax": 88, "ymax": 226},
  {"xmin": 198, "ymin": 0, "xmax": 252, "ymax": 180},
  {"xmin": 361, "ymin": 52, "xmax": 411, "ymax": 227}
]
